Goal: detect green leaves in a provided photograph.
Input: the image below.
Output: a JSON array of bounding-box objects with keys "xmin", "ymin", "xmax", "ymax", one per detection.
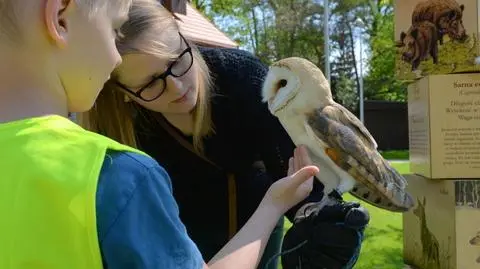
[
  {"xmin": 195, "ymin": 0, "xmax": 405, "ymax": 105},
  {"xmin": 364, "ymin": 8, "xmax": 407, "ymax": 101}
]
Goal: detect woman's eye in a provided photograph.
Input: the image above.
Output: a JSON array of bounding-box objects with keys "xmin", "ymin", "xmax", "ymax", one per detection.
[
  {"xmin": 168, "ymin": 59, "xmax": 177, "ymax": 67},
  {"xmin": 113, "ymin": 29, "xmax": 124, "ymax": 39}
]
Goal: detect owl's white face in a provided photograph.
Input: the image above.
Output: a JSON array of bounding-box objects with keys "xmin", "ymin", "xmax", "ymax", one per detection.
[
  {"xmin": 261, "ymin": 66, "xmax": 301, "ymax": 115},
  {"xmin": 262, "ymin": 57, "xmax": 334, "ymax": 118}
]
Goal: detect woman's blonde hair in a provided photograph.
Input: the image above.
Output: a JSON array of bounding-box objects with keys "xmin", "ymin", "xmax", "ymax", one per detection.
[{"xmin": 80, "ymin": 0, "xmax": 213, "ymax": 153}]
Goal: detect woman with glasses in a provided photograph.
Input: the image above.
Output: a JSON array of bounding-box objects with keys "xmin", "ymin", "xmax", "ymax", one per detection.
[{"xmin": 81, "ymin": 1, "xmax": 368, "ymax": 268}]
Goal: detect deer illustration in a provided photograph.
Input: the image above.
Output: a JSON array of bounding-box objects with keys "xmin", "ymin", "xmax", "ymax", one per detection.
[
  {"xmin": 469, "ymin": 231, "xmax": 480, "ymax": 263},
  {"xmin": 413, "ymin": 197, "xmax": 440, "ymax": 269}
]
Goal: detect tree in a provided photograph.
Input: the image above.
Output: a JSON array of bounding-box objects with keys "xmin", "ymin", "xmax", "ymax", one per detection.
[
  {"xmin": 329, "ymin": 0, "xmax": 363, "ymax": 111},
  {"xmin": 363, "ymin": 0, "xmax": 407, "ymax": 101},
  {"xmin": 204, "ymin": 0, "xmax": 325, "ymax": 66},
  {"xmin": 194, "ymin": 0, "xmax": 406, "ymax": 107}
]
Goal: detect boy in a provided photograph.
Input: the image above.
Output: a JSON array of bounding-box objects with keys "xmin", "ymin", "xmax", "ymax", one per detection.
[{"xmin": 0, "ymin": 1, "xmax": 320, "ymax": 268}]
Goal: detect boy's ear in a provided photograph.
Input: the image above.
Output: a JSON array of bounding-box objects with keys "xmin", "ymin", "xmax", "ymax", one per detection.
[{"xmin": 44, "ymin": 0, "xmax": 74, "ymax": 48}]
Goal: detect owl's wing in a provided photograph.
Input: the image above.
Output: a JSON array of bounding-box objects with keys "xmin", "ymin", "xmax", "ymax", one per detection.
[
  {"xmin": 330, "ymin": 103, "xmax": 378, "ymax": 149},
  {"xmin": 305, "ymin": 104, "xmax": 414, "ymax": 212}
]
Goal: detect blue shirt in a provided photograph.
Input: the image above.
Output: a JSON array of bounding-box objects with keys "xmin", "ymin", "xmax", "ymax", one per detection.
[{"xmin": 95, "ymin": 150, "xmax": 204, "ymax": 269}]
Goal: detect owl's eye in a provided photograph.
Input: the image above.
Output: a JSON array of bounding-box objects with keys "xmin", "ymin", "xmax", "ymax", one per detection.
[{"xmin": 273, "ymin": 79, "xmax": 288, "ymax": 95}]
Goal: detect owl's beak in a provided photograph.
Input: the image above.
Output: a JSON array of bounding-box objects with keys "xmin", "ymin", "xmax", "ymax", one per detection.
[
  {"xmin": 268, "ymin": 97, "xmax": 275, "ymax": 107},
  {"xmin": 268, "ymin": 97, "xmax": 281, "ymax": 115},
  {"xmin": 269, "ymin": 100, "xmax": 284, "ymax": 115}
]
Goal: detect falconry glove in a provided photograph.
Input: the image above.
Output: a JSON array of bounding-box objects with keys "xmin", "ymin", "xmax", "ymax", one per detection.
[{"xmin": 280, "ymin": 200, "xmax": 370, "ymax": 269}]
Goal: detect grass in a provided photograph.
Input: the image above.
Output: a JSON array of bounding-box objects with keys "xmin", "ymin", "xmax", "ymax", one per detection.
[
  {"xmin": 280, "ymin": 160, "xmax": 410, "ymax": 269},
  {"xmin": 380, "ymin": 150, "xmax": 409, "ymax": 161}
]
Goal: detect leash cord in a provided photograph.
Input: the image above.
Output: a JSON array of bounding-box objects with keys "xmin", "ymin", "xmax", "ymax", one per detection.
[{"xmin": 264, "ymin": 240, "xmax": 308, "ymax": 269}]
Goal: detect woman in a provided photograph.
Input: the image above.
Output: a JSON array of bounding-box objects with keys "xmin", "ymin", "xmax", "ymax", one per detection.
[{"xmin": 82, "ymin": 0, "xmax": 368, "ymax": 268}]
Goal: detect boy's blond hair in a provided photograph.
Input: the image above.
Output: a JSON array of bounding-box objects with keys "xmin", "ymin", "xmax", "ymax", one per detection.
[
  {"xmin": 80, "ymin": 0, "xmax": 214, "ymax": 153},
  {"xmin": 0, "ymin": 0, "xmax": 132, "ymax": 41}
]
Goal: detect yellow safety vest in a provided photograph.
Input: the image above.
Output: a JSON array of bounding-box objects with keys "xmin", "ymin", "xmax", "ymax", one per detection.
[{"xmin": 0, "ymin": 115, "xmax": 146, "ymax": 269}]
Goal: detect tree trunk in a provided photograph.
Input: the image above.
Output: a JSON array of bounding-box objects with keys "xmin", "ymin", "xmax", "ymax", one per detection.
[
  {"xmin": 347, "ymin": 21, "xmax": 361, "ymax": 99},
  {"xmin": 251, "ymin": 7, "xmax": 259, "ymax": 52}
]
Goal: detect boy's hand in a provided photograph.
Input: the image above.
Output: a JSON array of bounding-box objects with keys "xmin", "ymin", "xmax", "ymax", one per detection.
[{"xmin": 261, "ymin": 145, "xmax": 319, "ymax": 215}]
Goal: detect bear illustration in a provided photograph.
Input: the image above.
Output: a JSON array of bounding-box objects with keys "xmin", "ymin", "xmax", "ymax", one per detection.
[
  {"xmin": 396, "ymin": 21, "xmax": 439, "ymax": 71},
  {"xmin": 412, "ymin": 0, "xmax": 467, "ymax": 45}
]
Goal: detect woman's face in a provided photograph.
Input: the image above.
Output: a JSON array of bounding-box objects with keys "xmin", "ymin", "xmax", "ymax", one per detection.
[{"xmin": 114, "ymin": 32, "xmax": 199, "ymax": 114}]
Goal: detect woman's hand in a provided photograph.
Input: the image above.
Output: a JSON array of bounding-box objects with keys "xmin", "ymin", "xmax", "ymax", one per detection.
[
  {"xmin": 281, "ymin": 201, "xmax": 369, "ymax": 269},
  {"xmin": 261, "ymin": 145, "xmax": 319, "ymax": 215}
]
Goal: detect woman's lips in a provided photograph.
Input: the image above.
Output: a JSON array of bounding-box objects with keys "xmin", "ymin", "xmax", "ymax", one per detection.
[{"xmin": 172, "ymin": 87, "xmax": 192, "ymax": 104}]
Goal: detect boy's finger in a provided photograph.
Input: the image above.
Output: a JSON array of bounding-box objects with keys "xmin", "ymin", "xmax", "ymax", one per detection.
[
  {"xmin": 299, "ymin": 177, "xmax": 314, "ymax": 193},
  {"xmin": 290, "ymin": 165, "xmax": 319, "ymax": 186},
  {"xmin": 297, "ymin": 145, "xmax": 312, "ymax": 167},
  {"xmin": 287, "ymin": 157, "xmax": 294, "ymax": 176},
  {"xmin": 294, "ymin": 147, "xmax": 300, "ymax": 172}
]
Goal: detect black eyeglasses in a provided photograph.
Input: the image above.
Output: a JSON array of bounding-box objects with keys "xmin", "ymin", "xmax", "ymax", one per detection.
[{"xmin": 116, "ymin": 32, "xmax": 194, "ymax": 102}]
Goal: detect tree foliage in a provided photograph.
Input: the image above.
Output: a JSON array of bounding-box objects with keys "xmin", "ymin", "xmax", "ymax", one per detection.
[{"xmin": 190, "ymin": 0, "xmax": 407, "ymax": 112}]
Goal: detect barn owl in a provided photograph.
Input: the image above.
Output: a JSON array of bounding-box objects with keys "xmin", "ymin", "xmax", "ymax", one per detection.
[{"xmin": 261, "ymin": 57, "xmax": 414, "ymax": 218}]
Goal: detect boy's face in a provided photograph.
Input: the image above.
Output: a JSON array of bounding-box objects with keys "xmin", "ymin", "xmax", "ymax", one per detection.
[{"xmin": 43, "ymin": 0, "xmax": 129, "ymax": 112}]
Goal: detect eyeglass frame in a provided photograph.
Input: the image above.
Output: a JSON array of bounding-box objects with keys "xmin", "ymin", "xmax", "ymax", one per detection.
[{"xmin": 115, "ymin": 32, "xmax": 194, "ymax": 102}]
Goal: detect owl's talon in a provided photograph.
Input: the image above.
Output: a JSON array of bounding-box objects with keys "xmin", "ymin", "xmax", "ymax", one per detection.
[
  {"xmin": 328, "ymin": 189, "xmax": 344, "ymax": 202},
  {"xmin": 293, "ymin": 193, "xmax": 341, "ymax": 223},
  {"xmin": 294, "ymin": 200, "xmax": 325, "ymax": 223}
]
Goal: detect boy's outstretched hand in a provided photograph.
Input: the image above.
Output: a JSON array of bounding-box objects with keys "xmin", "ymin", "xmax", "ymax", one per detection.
[{"xmin": 261, "ymin": 145, "xmax": 319, "ymax": 216}]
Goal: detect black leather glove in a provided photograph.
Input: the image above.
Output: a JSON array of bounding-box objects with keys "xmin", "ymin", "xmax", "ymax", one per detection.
[{"xmin": 280, "ymin": 201, "xmax": 370, "ymax": 269}]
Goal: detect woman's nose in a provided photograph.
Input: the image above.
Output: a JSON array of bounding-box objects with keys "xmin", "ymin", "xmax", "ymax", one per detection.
[{"xmin": 166, "ymin": 76, "xmax": 183, "ymax": 92}]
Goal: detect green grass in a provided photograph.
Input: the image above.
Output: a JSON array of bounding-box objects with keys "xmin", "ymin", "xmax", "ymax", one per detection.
[
  {"xmin": 281, "ymin": 161, "xmax": 410, "ymax": 269},
  {"xmin": 380, "ymin": 150, "xmax": 409, "ymax": 161}
]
